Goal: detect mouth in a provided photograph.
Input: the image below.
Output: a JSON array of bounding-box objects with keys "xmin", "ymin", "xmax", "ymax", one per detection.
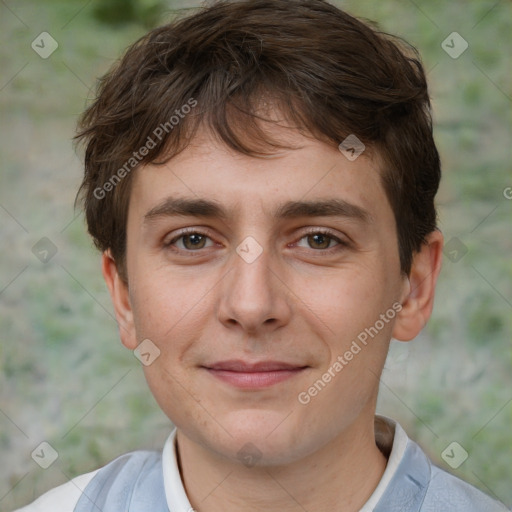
[{"xmin": 202, "ymin": 360, "xmax": 309, "ymax": 389}]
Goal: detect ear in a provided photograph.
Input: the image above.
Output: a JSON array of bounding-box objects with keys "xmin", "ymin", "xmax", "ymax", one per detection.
[
  {"xmin": 392, "ymin": 230, "xmax": 444, "ymax": 341},
  {"xmin": 101, "ymin": 250, "xmax": 138, "ymax": 350}
]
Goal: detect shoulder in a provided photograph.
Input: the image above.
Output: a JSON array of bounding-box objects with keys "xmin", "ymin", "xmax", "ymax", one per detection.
[
  {"xmin": 421, "ymin": 462, "xmax": 510, "ymax": 512},
  {"xmin": 371, "ymin": 418, "xmax": 509, "ymax": 512},
  {"xmin": 73, "ymin": 450, "xmax": 166, "ymax": 512},
  {"xmin": 12, "ymin": 450, "xmax": 162, "ymax": 512},
  {"xmin": 12, "ymin": 470, "xmax": 99, "ymax": 512}
]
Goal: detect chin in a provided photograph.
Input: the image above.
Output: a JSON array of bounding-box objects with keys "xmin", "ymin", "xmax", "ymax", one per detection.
[{"xmin": 214, "ymin": 410, "xmax": 312, "ymax": 466}]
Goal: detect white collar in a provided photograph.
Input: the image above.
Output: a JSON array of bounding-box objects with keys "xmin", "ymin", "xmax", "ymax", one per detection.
[
  {"xmin": 162, "ymin": 415, "xmax": 409, "ymax": 512},
  {"xmin": 360, "ymin": 416, "xmax": 408, "ymax": 511}
]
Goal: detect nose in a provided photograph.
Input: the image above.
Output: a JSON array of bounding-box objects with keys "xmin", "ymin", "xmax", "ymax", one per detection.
[{"xmin": 217, "ymin": 238, "xmax": 292, "ymax": 336}]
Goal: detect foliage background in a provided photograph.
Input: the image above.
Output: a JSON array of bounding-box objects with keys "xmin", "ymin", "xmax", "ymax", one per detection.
[{"xmin": 0, "ymin": 0, "xmax": 510, "ymax": 509}]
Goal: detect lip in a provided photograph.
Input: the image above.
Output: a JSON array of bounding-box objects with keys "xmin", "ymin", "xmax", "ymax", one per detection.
[
  {"xmin": 203, "ymin": 360, "xmax": 308, "ymax": 389},
  {"xmin": 206, "ymin": 360, "xmax": 306, "ymax": 372}
]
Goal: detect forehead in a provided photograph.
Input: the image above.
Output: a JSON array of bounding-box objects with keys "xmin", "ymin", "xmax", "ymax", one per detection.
[{"xmin": 128, "ymin": 126, "xmax": 390, "ymax": 227}]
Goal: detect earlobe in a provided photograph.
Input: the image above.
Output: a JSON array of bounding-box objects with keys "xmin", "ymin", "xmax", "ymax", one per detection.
[
  {"xmin": 392, "ymin": 230, "xmax": 444, "ymax": 342},
  {"xmin": 101, "ymin": 251, "xmax": 138, "ymax": 350}
]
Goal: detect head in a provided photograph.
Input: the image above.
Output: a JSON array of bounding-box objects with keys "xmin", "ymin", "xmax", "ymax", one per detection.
[{"xmin": 76, "ymin": 0, "xmax": 443, "ymax": 465}]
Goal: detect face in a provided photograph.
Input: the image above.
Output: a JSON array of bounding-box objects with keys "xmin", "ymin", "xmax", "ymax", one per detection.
[{"xmin": 106, "ymin": 125, "xmax": 423, "ymax": 467}]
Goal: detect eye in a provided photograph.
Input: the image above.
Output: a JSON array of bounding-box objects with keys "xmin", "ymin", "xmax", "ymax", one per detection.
[
  {"xmin": 164, "ymin": 228, "xmax": 348, "ymax": 255},
  {"xmin": 295, "ymin": 229, "xmax": 347, "ymax": 252},
  {"xmin": 165, "ymin": 230, "xmax": 215, "ymax": 252}
]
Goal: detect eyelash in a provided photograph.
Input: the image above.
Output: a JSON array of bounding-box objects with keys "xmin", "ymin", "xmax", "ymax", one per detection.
[{"xmin": 164, "ymin": 227, "xmax": 349, "ymax": 256}]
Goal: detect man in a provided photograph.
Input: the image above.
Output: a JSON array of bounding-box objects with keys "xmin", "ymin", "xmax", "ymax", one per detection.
[{"xmin": 15, "ymin": 0, "xmax": 509, "ymax": 510}]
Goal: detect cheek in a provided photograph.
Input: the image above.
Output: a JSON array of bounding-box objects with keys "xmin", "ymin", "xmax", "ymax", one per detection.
[
  {"xmin": 129, "ymin": 268, "xmax": 212, "ymax": 342},
  {"xmin": 131, "ymin": 275, "xmax": 208, "ymax": 417},
  {"xmin": 142, "ymin": 359, "xmax": 204, "ymax": 431},
  {"xmin": 302, "ymin": 263, "xmax": 395, "ymax": 339},
  {"xmin": 300, "ymin": 263, "xmax": 398, "ymax": 402}
]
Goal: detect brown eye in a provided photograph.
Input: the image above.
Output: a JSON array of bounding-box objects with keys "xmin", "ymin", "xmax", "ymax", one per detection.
[
  {"xmin": 166, "ymin": 231, "xmax": 214, "ymax": 252},
  {"xmin": 295, "ymin": 230, "xmax": 345, "ymax": 251},
  {"xmin": 181, "ymin": 233, "xmax": 208, "ymax": 250},
  {"xmin": 306, "ymin": 233, "xmax": 334, "ymax": 250}
]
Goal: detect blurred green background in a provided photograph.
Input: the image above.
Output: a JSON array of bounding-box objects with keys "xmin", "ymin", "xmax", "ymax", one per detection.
[{"xmin": 0, "ymin": 0, "xmax": 510, "ymax": 509}]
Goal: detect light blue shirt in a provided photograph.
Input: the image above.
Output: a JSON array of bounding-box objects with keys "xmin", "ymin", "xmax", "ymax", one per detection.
[{"xmin": 15, "ymin": 416, "xmax": 510, "ymax": 511}]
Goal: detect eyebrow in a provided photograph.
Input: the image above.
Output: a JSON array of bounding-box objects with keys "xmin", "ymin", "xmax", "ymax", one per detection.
[{"xmin": 143, "ymin": 197, "xmax": 372, "ymax": 224}]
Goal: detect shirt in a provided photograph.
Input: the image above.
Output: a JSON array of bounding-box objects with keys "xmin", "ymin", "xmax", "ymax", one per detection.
[{"xmin": 13, "ymin": 415, "xmax": 509, "ymax": 511}]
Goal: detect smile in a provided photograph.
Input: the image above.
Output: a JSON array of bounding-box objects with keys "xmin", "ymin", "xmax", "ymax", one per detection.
[{"xmin": 202, "ymin": 360, "xmax": 309, "ymax": 389}]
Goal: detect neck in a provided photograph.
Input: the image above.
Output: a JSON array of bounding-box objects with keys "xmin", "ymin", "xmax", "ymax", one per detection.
[{"xmin": 176, "ymin": 414, "xmax": 388, "ymax": 512}]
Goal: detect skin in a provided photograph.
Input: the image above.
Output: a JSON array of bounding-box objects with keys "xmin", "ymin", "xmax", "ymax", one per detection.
[{"xmin": 102, "ymin": 123, "xmax": 443, "ymax": 512}]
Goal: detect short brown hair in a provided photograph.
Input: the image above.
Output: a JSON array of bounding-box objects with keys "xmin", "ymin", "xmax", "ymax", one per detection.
[{"xmin": 75, "ymin": 0, "xmax": 441, "ymax": 282}]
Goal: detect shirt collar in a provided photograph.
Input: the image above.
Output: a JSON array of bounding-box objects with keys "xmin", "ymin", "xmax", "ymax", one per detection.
[{"xmin": 161, "ymin": 415, "xmax": 409, "ymax": 512}]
